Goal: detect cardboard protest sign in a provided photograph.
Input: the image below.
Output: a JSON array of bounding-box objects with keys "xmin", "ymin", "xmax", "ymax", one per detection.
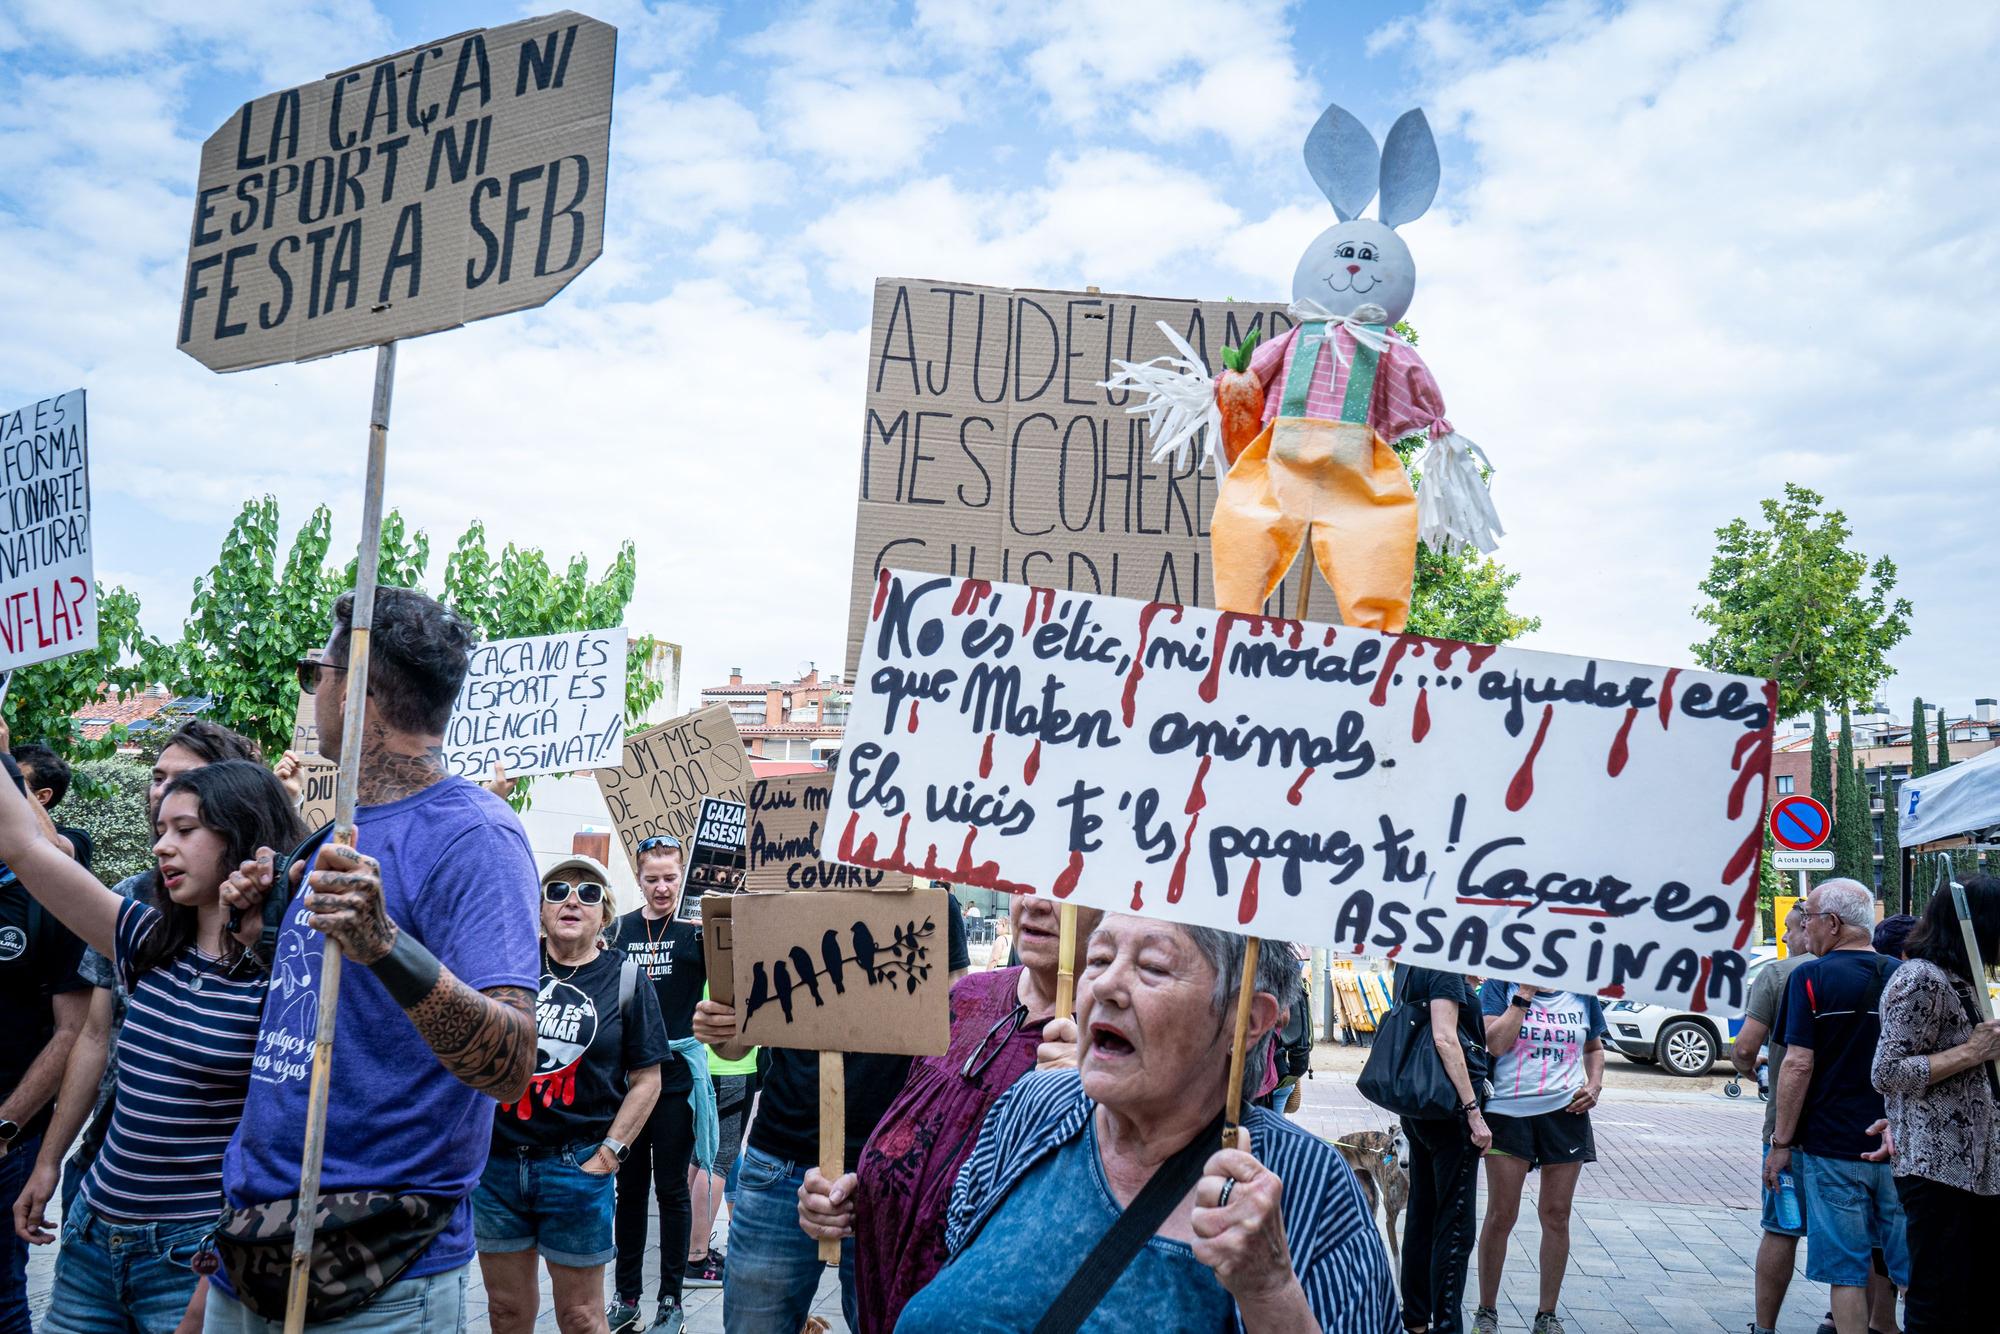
[
  {"xmin": 0, "ymin": 390, "xmax": 95, "ymax": 672},
  {"xmin": 595, "ymin": 704, "xmax": 749, "ymax": 872},
  {"xmin": 178, "ymin": 12, "xmax": 616, "ymax": 372},
  {"xmin": 290, "ymin": 681, "xmax": 338, "ymax": 830},
  {"xmin": 829, "ymin": 570, "xmax": 1778, "ymax": 1012},
  {"xmin": 444, "ymin": 627, "xmax": 624, "ymax": 782},
  {"xmin": 701, "ymin": 894, "xmax": 736, "ymax": 1005},
  {"xmin": 846, "ymin": 281, "xmax": 1308, "ymax": 677},
  {"xmin": 678, "ymin": 797, "xmax": 747, "ymax": 923},
  {"xmin": 729, "ymin": 889, "xmax": 950, "ymax": 1056},
  {"xmin": 745, "ymin": 773, "xmax": 911, "ymax": 892}
]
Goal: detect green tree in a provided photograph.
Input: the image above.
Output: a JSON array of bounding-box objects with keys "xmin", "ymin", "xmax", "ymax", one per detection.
[
  {"xmin": 1407, "ymin": 544, "xmax": 1541, "ymax": 644},
  {"xmin": 1937, "ymin": 710, "xmax": 1951, "ymax": 769},
  {"xmin": 1833, "ymin": 706, "xmax": 1871, "ymax": 886},
  {"xmin": 1909, "ymin": 697, "xmax": 1929, "ymax": 778},
  {"xmin": 1810, "ymin": 707, "xmax": 1833, "ymax": 814},
  {"xmin": 1881, "ymin": 779, "xmax": 1903, "ymax": 910},
  {"xmin": 1692, "ymin": 484, "xmax": 1911, "ymax": 717},
  {"xmin": 2, "ymin": 585, "xmax": 164, "ymax": 783},
  {"xmin": 62, "ymin": 758, "xmax": 155, "ymax": 884}
]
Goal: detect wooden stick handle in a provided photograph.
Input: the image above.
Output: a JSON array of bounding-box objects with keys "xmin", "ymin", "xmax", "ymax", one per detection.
[
  {"xmin": 1223, "ymin": 937, "xmax": 1261, "ymax": 1150},
  {"xmin": 1054, "ymin": 903, "xmax": 1079, "ymax": 1022},
  {"xmin": 818, "ymin": 1055, "xmax": 844, "ymax": 1264},
  {"xmin": 1949, "ymin": 882, "xmax": 2000, "ymax": 1097},
  {"xmin": 1296, "ymin": 538, "xmax": 1313, "ymax": 620}
]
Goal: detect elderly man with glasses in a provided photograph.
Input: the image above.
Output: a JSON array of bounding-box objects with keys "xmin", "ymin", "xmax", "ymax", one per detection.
[{"xmin": 1763, "ymin": 880, "xmax": 1908, "ymax": 1334}]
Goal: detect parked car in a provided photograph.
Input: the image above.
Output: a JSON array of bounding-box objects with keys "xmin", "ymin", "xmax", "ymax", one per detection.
[{"xmin": 1603, "ymin": 948, "xmax": 1777, "ymax": 1077}]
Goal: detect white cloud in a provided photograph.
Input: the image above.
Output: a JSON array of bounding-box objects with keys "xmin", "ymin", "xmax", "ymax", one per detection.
[
  {"xmin": 3, "ymin": 0, "xmax": 391, "ymax": 85},
  {"xmin": 804, "ymin": 149, "xmax": 1243, "ymax": 293},
  {"xmin": 569, "ymin": 0, "xmax": 718, "ymax": 70},
  {"xmin": 914, "ymin": 0, "xmax": 1318, "ymax": 156},
  {"xmin": 612, "ymin": 76, "xmax": 791, "ymax": 232}
]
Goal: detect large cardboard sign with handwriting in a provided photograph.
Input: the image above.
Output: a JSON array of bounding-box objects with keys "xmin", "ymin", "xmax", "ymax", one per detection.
[
  {"xmin": 178, "ymin": 11, "xmax": 616, "ymax": 372},
  {"xmin": 729, "ymin": 889, "xmax": 950, "ymax": 1055},
  {"xmin": 829, "ymin": 571, "xmax": 1777, "ymax": 1011},
  {"xmin": 444, "ymin": 627, "xmax": 624, "ymax": 782},
  {"xmin": 0, "ymin": 390, "xmax": 95, "ymax": 671},
  {"xmin": 595, "ymin": 704, "xmax": 749, "ymax": 872},
  {"xmin": 745, "ymin": 773, "xmax": 912, "ymax": 892},
  {"xmin": 846, "ymin": 280, "xmax": 1306, "ymax": 676}
]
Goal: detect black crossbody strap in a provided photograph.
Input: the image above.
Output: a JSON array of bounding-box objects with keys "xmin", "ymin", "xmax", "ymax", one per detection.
[
  {"xmin": 1032, "ymin": 1110, "xmax": 1226, "ymax": 1334},
  {"xmin": 255, "ymin": 821, "xmax": 336, "ymax": 969}
]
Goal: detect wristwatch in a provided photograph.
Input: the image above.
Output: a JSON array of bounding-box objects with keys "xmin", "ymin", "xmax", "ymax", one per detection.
[
  {"xmin": 0, "ymin": 1120, "xmax": 18, "ymax": 1149},
  {"xmin": 1509, "ymin": 993, "xmax": 1532, "ymax": 1010},
  {"xmin": 602, "ymin": 1137, "xmax": 630, "ymax": 1165}
]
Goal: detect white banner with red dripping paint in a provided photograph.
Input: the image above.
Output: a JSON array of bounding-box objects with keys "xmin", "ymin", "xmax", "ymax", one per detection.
[{"xmin": 829, "ymin": 570, "xmax": 1776, "ymax": 1012}]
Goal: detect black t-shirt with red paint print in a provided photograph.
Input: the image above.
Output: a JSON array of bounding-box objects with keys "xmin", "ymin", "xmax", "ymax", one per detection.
[{"xmin": 491, "ymin": 944, "xmax": 668, "ymax": 1154}]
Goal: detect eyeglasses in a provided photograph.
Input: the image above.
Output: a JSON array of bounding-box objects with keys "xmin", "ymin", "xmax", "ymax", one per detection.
[
  {"xmin": 296, "ymin": 658, "xmax": 347, "ymax": 695},
  {"xmin": 961, "ymin": 1003, "xmax": 1041, "ymax": 1082},
  {"xmin": 636, "ymin": 835, "xmax": 682, "ymax": 854},
  {"xmin": 543, "ymin": 881, "xmax": 607, "ymax": 906}
]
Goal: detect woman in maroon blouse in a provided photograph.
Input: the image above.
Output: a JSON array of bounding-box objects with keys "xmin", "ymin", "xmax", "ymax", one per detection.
[{"xmin": 796, "ymin": 894, "xmax": 1101, "ymax": 1333}]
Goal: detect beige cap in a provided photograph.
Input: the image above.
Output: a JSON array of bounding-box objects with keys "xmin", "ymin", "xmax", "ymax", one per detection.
[{"xmin": 541, "ymin": 853, "xmax": 613, "ymax": 884}]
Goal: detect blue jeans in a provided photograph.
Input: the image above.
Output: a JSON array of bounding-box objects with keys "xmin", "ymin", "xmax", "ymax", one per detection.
[
  {"xmin": 0, "ymin": 1136, "xmax": 39, "ymax": 1334},
  {"xmin": 41, "ymin": 1198, "xmax": 211, "ymax": 1334},
  {"xmin": 1796, "ymin": 1149, "xmax": 1910, "ymax": 1289},
  {"xmin": 201, "ymin": 1266, "xmax": 467, "ymax": 1332},
  {"xmin": 722, "ymin": 1147, "xmax": 856, "ymax": 1334},
  {"xmin": 472, "ymin": 1145, "xmax": 617, "ymax": 1268}
]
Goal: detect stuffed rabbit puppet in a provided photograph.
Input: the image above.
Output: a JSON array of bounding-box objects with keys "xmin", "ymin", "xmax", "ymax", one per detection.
[{"xmin": 1106, "ymin": 102, "xmax": 1502, "ymax": 631}]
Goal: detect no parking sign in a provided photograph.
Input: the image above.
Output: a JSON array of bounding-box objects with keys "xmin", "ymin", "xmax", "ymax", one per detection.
[{"xmin": 1769, "ymin": 795, "xmax": 1831, "ymax": 851}]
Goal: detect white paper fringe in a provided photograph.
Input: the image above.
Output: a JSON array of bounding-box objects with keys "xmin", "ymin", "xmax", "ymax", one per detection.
[
  {"xmin": 1101, "ymin": 321, "xmax": 1222, "ymax": 478},
  {"xmin": 1414, "ymin": 431, "xmax": 1504, "ymax": 555}
]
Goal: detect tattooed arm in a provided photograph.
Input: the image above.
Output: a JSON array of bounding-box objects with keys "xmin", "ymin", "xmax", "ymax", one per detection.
[{"xmin": 304, "ymin": 841, "xmax": 535, "ymax": 1101}]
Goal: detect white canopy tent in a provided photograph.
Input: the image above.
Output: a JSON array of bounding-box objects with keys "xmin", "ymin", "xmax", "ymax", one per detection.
[{"xmin": 1898, "ymin": 745, "xmax": 2000, "ymax": 848}]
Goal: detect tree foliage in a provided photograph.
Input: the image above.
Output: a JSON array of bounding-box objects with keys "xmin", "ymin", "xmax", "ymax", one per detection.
[
  {"xmin": 62, "ymin": 758, "xmax": 155, "ymax": 885},
  {"xmin": 1937, "ymin": 712, "xmax": 1951, "ymax": 769},
  {"xmin": 1881, "ymin": 779, "xmax": 1903, "ymax": 910},
  {"xmin": 1691, "ymin": 484, "xmax": 1911, "ymax": 717},
  {"xmin": 1810, "ymin": 707, "xmax": 1833, "ymax": 815},
  {"xmin": 1909, "ymin": 697, "xmax": 1929, "ymax": 779},
  {"xmin": 170, "ymin": 501, "xmax": 660, "ymax": 800},
  {"xmin": 1407, "ymin": 544, "xmax": 1541, "ymax": 645}
]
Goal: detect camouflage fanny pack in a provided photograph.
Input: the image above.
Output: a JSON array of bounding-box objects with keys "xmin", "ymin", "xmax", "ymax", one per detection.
[{"xmin": 215, "ymin": 1190, "xmax": 456, "ymax": 1322}]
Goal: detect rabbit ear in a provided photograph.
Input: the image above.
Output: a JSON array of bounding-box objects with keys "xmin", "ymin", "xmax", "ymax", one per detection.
[
  {"xmin": 1304, "ymin": 102, "xmax": 1379, "ymax": 223},
  {"xmin": 1377, "ymin": 108, "xmax": 1439, "ymax": 229}
]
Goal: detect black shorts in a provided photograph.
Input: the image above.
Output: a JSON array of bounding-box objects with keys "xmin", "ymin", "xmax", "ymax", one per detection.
[{"xmin": 1485, "ymin": 1107, "xmax": 1595, "ymax": 1170}]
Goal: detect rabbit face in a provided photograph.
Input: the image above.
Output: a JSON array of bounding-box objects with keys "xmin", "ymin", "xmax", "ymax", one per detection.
[{"xmin": 1292, "ymin": 218, "xmax": 1415, "ymax": 325}]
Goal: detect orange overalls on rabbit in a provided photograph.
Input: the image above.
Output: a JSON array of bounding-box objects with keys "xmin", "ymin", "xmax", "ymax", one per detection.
[{"xmin": 1211, "ymin": 319, "xmax": 1447, "ymax": 630}]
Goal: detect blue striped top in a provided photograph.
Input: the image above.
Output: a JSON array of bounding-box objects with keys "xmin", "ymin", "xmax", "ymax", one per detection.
[
  {"xmin": 80, "ymin": 898, "xmax": 266, "ymax": 1222},
  {"xmin": 945, "ymin": 1070, "xmax": 1401, "ymax": 1334}
]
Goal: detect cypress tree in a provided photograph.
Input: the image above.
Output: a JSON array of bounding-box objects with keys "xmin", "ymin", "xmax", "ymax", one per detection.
[
  {"xmin": 1881, "ymin": 780, "xmax": 1903, "ymax": 910},
  {"xmin": 1835, "ymin": 706, "xmax": 1869, "ymax": 886},
  {"xmin": 1811, "ymin": 706, "xmax": 1834, "ymax": 814},
  {"xmin": 1910, "ymin": 698, "xmax": 1929, "ymax": 778},
  {"xmin": 1937, "ymin": 708, "xmax": 1951, "ymax": 769}
]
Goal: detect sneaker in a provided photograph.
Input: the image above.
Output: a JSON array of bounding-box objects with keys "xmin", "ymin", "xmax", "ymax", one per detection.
[
  {"xmin": 684, "ymin": 1251, "xmax": 726, "ymax": 1289},
  {"xmin": 1531, "ymin": 1315, "xmax": 1566, "ymax": 1334},
  {"xmin": 1471, "ymin": 1308, "xmax": 1501, "ymax": 1334},
  {"xmin": 606, "ymin": 1297, "xmax": 641, "ymax": 1334},
  {"xmin": 650, "ymin": 1301, "xmax": 686, "ymax": 1334}
]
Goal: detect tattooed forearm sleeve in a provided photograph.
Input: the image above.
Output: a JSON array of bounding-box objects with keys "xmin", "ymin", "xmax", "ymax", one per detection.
[{"xmin": 404, "ymin": 977, "xmax": 535, "ymax": 1100}]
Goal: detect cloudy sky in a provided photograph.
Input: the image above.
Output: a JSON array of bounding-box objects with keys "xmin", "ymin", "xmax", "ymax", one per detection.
[{"xmin": 3, "ymin": 0, "xmax": 1995, "ymax": 719}]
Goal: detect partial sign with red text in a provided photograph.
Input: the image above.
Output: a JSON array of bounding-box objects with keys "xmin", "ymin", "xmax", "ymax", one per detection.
[
  {"xmin": 0, "ymin": 390, "xmax": 96, "ymax": 672},
  {"xmin": 829, "ymin": 570, "xmax": 1776, "ymax": 1011}
]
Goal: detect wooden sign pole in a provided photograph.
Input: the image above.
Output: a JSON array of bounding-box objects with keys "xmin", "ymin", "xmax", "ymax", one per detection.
[
  {"xmin": 284, "ymin": 341, "xmax": 396, "ymax": 1332},
  {"xmin": 1054, "ymin": 904, "xmax": 1078, "ymax": 1021},
  {"xmin": 817, "ymin": 1056, "xmax": 844, "ymax": 1264}
]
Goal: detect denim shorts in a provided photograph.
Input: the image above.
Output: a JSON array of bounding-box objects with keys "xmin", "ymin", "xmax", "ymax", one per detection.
[
  {"xmin": 472, "ymin": 1144, "xmax": 617, "ymax": 1268},
  {"xmin": 1796, "ymin": 1149, "xmax": 1909, "ymax": 1288},
  {"xmin": 1759, "ymin": 1143, "xmax": 1808, "ymax": 1238}
]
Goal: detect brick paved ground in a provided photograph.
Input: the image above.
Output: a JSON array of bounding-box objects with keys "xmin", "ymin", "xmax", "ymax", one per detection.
[{"xmin": 27, "ymin": 1048, "xmax": 1839, "ymax": 1332}]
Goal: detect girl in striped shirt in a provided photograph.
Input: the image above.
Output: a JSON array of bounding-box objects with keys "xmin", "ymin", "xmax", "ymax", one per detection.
[{"xmin": 0, "ymin": 758, "xmax": 303, "ymax": 1334}]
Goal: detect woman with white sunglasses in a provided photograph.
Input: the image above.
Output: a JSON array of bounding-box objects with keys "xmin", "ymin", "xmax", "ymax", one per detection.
[{"xmin": 472, "ymin": 855, "xmax": 667, "ymax": 1334}]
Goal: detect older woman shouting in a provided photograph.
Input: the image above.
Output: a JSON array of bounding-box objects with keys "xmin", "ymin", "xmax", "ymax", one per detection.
[{"xmin": 893, "ymin": 915, "xmax": 1398, "ymax": 1333}]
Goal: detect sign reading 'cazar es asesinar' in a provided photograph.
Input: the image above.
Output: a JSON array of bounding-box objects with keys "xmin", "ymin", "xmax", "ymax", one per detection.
[{"xmin": 178, "ymin": 11, "xmax": 615, "ymax": 372}]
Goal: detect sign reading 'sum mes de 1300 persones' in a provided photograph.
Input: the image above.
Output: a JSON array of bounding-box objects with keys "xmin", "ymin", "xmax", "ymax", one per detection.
[
  {"xmin": 829, "ymin": 570, "xmax": 1778, "ymax": 1012},
  {"xmin": 178, "ymin": 11, "xmax": 616, "ymax": 372}
]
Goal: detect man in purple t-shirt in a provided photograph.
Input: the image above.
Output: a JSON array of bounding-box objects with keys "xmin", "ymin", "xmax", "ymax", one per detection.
[{"xmin": 207, "ymin": 589, "xmax": 540, "ymax": 1332}]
